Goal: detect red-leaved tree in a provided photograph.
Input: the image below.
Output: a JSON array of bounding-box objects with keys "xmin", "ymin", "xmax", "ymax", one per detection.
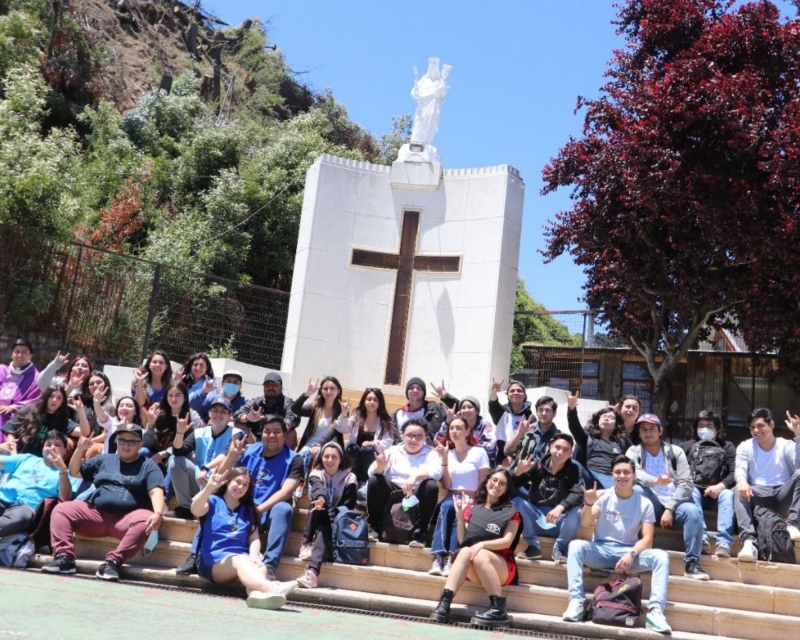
[{"xmin": 542, "ymin": 0, "xmax": 800, "ymax": 415}]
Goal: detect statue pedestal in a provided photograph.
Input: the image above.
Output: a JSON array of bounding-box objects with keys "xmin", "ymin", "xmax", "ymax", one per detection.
[{"xmin": 391, "ymin": 143, "xmax": 442, "ymax": 190}]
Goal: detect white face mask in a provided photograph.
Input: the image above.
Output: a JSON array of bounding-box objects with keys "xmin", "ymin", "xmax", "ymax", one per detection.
[{"xmin": 697, "ymin": 427, "xmax": 716, "ymax": 442}]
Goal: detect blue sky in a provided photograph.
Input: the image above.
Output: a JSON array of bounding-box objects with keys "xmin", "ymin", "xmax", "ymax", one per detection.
[{"xmin": 202, "ymin": 0, "xmax": 624, "ymax": 310}]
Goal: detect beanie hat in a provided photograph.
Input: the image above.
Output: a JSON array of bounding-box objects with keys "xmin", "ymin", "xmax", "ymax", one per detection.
[
  {"xmin": 459, "ymin": 395, "xmax": 481, "ymax": 415},
  {"xmin": 405, "ymin": 377, "xmax": 426, "ymax": 399}
]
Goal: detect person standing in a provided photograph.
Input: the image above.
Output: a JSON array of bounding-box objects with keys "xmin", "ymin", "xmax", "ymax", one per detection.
[{"xmin": 0, "ymin": 339, "xmax": 41, "ymax": 437}]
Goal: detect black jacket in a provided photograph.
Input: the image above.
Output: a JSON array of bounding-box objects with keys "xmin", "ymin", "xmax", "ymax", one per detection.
[
  {"xmin": 514, "ymin": 453, "xmax": 584, "ymax": 511},
  {"xmin": 233, "ymin": 394, "xmax": 298, "ymax": 437}
]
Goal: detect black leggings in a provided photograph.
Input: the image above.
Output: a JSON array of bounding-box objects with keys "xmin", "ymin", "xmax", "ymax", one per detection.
[{"xmin": 366, "ymin": 474, "xmax": 439, "ymax": 535}]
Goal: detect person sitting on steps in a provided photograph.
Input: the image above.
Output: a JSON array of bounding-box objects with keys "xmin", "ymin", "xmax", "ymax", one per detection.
[
  {"xmin": 562, "ymin": 455, "xmax": 672, "ymax": 634},
  {"xmin": 429, "ymin": 467, "xmax": 521, "ymax": 628}
]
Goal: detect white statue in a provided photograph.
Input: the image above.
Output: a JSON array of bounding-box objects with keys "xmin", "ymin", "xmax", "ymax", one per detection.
[{"xmin": 410, "ymin": 57, "xmax": 452, "ymax": 147}]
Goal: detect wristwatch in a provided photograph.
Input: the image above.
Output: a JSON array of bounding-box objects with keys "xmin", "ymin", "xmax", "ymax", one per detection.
[{"xmin": 629, "ymin": 549, "xmax": 638, "ymax": 559}]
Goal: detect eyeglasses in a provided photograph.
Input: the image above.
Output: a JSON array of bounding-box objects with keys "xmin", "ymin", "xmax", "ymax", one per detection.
[
  {"xmin": 488, "ymin": 477, "xmax": 508, "ymax": 488},
  {"xmin": 117, "ymin": 438, "xmax": 141, "ymax": 447},
  {"xmin": 404, "ymin": 433, "xmax": 425, "ymax": 441}
]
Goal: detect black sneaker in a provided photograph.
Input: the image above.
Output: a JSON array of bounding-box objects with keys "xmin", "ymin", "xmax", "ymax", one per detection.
[
  {"xmin": 41, "ymin": 554, "xmax": 77, "ymax": 575},
  {"xmin": 96, "ymin": 560, "xmax": 120, "ymax": 581},
  {"xmin": 516, "ymin": 544, "xmax": 542, "ymax": 560},
  {"xmin": 175, "ymin": 554, "xmax": 198, "ymax": 575},
  {"xmin": 408, "ymin": 530, "xmax": 426, "ymax": 548},
  {"xmin": 266, "ymin": 564, "xmax": 276, "ymax": 581},
  {"xmin": 684, "ymin": 560, "xmax": 709, "ymax": 581}
]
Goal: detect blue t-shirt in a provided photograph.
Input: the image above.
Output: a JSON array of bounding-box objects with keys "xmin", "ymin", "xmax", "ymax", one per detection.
[
  {"xmin": 199, "ymin": 494, "xmax": 255, "ymax": 566},
  {"xmin": 239, "ymin": 443, "xmax": 302, "ymax": 524},
  {"xmin": 0, "ymin": 454, "xmax": 82, "ymax": 509}
]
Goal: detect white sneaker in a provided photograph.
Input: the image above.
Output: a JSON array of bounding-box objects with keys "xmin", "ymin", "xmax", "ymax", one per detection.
[
  {"xmin": 738, "ymin": 539, "xmax": 757, "ymax": 562},
  {"xmin": 441, "ymin": 555, "xmax": 452, "ymax": 577},
  {"xmin": 646, "ymin": 608, "xmax": 672, "ymax": 634},
  {"xmin": 787, "ymin": 525, "xmax": 800, "ymax": 541},
  {"xmin": 562, "ymin": 599, "xmax": 585, "ymax": 622},
  {"xmin": 246, "ymin": 591, "xmax": 286, "ymax": 610},
  {"xmin": 271, "ymin": 580, "xmax": 298, "ymax": 598},
  {"xmin": 428, "ymin": 556, "xmax": 443, "ymax": 576}
]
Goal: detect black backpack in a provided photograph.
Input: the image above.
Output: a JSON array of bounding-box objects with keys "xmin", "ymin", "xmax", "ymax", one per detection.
[
  {"xmin": 587, "ymin": 577, "xmax": 643, "ymax": 627},
  {"xmin": 754, "ymin": 505, "xmax": 796, "ymax": 564},
  {"xmin": 380, "ymin": 489, "xmax": 417, "ymax": 544},
  {"xmin": 689, "ymin": 440, "xmax": 727, "ymax": 488},
  {"xmin": 331, "ymin": 506, "xmax": 370, "ymax": 565}
]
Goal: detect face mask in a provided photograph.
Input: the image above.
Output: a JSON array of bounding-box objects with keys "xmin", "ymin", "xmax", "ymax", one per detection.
[
  {"xmin": 223, "ymin": 383, "xmax": 239, "ymax": 396},
  {"xmin": 697, "ymin": 427, "xmax": 716, "ymax": 442}
]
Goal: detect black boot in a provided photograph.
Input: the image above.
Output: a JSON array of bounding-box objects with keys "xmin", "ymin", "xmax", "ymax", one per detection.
[
  {"xmin": 430, "ymin": 588, "xmax": 455, "ymax": 623},
  {"xmin": 471, "ymin": 595, "xmax": 509, "ymax": 628}
]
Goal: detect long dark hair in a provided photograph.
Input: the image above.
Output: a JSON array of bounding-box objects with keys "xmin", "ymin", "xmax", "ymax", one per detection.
[
  {"xmin": 440, "ymin": 416, "xmax": 477, "ymax": 448},
  {"xmin": 115, "ymin": 395, "xmax": 143, "ymax": 427},
  {"xmin": 65, "ymin": 355, "xmax": 93, "ymax": 388},
  {"xmin": 215, "ymin": 467, "xmax": 257, "ymax": 533},
  {"xmin": 180, "ymin": 352, "xmax": 214, "ymax": 387},
  {"xmin": 153, "ymin": 380, "xmax": 191, "ymax": 450},
  {"xmin": 586, "ymin": 406, "xmax": 628, "ymax": 444},
  {"xmin": 297, "ymin": 376, "xmax": 344, "ymax": 452},
  {"xmin": 474, "ymin": 467, "xmax": 514, "ymax": 507},
  {"xmin": 144, "ymin": 350, "xmax": 172, "ymax": 386},
  {"xmin": 16, "ymin": 386, "xmax": 70, "ymax": 445},
  {"xmin": 355, "ymin": 388, "xmax": 396, "ymax": 441}
]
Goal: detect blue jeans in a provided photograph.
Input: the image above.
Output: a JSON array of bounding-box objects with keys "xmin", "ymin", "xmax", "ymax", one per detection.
[
  {"xmin": 633, "ymin": 484, "xmax": 704, "ymax": 563},
  {"xmin": 512, "ymin": 498, "xmax": 581, "ymax": 554},
  {"xmin": 430, "ymin": 495, "xmax": 459, "ymax": 555},
  {"xmin": 261, "ymin": 501, "xmax": 294, "ymax": 569},
  {"xmin": 566, "ymin": 540, "xmax": 669, "ymax": 612},
  {"xmin": 692, "ymin": 487, "xmax": 734, "ymax": 549}
]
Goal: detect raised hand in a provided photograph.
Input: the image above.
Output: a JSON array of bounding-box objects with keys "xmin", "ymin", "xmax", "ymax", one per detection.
[
  {"xmin": 73, "ymin": 395, "xmax": 86, "ymax": 414},
  {"xmin": 202, "ymin": 376, "xmax": 217, "ymax": 394},
  {"xmin": 76, "ymin": 436, "xmax": 92, "ymax": 452},
  {"xmin": 207, "ymin": 470, "xmax": 229, "ymax": 491},
  {"xmin": 306, "ymin": 378, "xmax": 320, "ymax": 397},
  {"xmin": 92, "ymin": 383, "xmax": 108, "ymax": 404},
  {"xmin": 341, "ymin": 400, "xmax": 351, "ymax": 417},
  {"xmin": 246, "ymin": 406, "xmax": 264, "ymax": 424},
  {"xmin": 373, "ymin": 450, "xmax": 388, "ymax": 474},
  {"xmin": 146, "ymin": 404, "xmax": 161, "ymax": 426},
  {"xmin": 785, "ymin": 410, "xmax": 800, "ymax": 437},
  {"xmin": 133, "ymin": 369, "xmax": 148, "ymax": 387},
  {"xmin": 515, "ymin": 452, "xmax": 535, "ymax": 476},
  {"xmin": 46, "ymin": 446, "xmax": 67, "ymax": 471},
  {"xmin": 567, "ymin": 389, "xmax": 580, "ymax": 411},
  {"xmin": 490, "ymin": 377, "xmax": 505, "ymax": 395},
  {"xmin": 453, "ymin": 491, "xmax": 467, "ymax": 516},
  {"xmin": 517, "ymin": 417, "xmax": 532, "ymax": 437},
  {"xmin": 228, "ymin": 435, "xmax": 246, "ymax": 460},
  {"xmin": 435, "ymin": 441, "xmax": 448, "ymax": 461},
  {"xmin": 429, "ymin": 380, "xmax": 448, "ymax": 399},
  {"xmin": 55, "ymin": 351, "xmax": 70, "ymax": 364},
  {"xmin": 444, "ymin": 404, "xmax": 456, "ymax": 423},
  {"xmin": 583, "ymin": 481, "xmax": 599, "ymax": 506},
  {"xmin": 176, "ymin": 416, "xmax": 189, "ymax": 435}
]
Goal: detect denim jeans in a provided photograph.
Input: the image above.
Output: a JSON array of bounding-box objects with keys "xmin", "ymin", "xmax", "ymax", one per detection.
[
  {"xmin": 261, "ymin": 501, "xmax": 294, "ymax": 569},
  {"xmin": 692, "ymin": 487, "xmax": 734, "ymax": 548},
  {"xmin": 429, "ymin": 495, "xmax": 458, "ymax": 555},
  {"xmin": 566, "ymin": 539, "xmax": 669, "ymax": 611},
  {"xmin": 512, "ymin": 498, "xmax": 581, "ymax": 554},
  {"xmin": 633, "ymin": 484, "xmax": 704, "ymax": 562},
  {"xmin": 734, "ymin": 471, "xmax": 800, "ymax": 543}
]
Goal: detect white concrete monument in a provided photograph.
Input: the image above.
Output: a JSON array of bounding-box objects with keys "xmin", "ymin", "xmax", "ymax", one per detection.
[{"xmin": 281, "ymin": 59, "xmax": 524, "ymax": 401}]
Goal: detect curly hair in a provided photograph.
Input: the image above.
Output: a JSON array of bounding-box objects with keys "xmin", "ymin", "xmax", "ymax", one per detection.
[
  {"xmin": 474, "ymin": 467, "xmax": 514, "ymax": 507},
  {"xmin": 586, "ymin": 406, "xmax": 628, "ymax": 444}
]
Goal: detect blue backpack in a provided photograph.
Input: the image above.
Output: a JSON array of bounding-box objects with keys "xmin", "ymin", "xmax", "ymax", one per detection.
[{"xmin": 332, "ymin": 506, "xmax": 370, "ymax": 565}]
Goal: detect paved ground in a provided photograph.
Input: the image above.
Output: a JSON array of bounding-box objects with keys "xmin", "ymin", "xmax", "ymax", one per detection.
[{"xmin": 0, "ymin": 569, "xmax": 544, "ymax": 640}]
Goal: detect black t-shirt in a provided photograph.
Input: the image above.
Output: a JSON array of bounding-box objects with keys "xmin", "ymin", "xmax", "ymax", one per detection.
[
  {"xmin": 82, "ymin": 454, "xmax": 165, "ymax": 513},
  {"xmin": 2, "ymin": 410, "xmax": 77, "ymax": 457},
  {"xmin": 587, "ymin": 438, "xmax": 629, "ymax": 476},
  {"xmin": 462, "ymin": 501, "xmax": 519, "ymax": 547}
]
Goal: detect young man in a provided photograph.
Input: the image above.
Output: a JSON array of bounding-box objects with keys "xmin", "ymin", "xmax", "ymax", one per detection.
[
  {"xmin": 487, "ymin": 379, "xmax": 533, "ymax": 462},
  {"xmin": 0, "ymin": 339, "xmax": 41, "ymax": 435},
  {"xmin": 679, "ymin": 410, "xmax": 736, "ymax": 557},
  {"xmin": 626, "ymin": 414, "xmax": 709, "ymax": 580},
  {"xmin": 222, "ymin": 414, "xmax": 303, "ymax": 579},
  {"xmin": 43, "ymin": 425, "xmax": 165, "ymax": 581},
  {"xmin": 173, "ymin": 397, "xmax": 246, "ymax": 573},
  {"xmin": 734, "ymin": 407, "xmax": 800, "ymax": 561},
  {"xmin": 197, "ymin": 369, "xmax": 248, "ymax": 423},
  {"xmin": 504, "ymin": 396, "xmax": 559, "ymax": 464},
  {"xmin": 0, "ymin": 431, "xmax": 81, "ymax": 537},
  {"xmin": 391, "ymin": 377, "xmax": 447, "ymax": 442},
  {"xmin": 512, "ymin": 433, "xmax": 583, "ymax": 563},
  {"xmin": 234, "ymin": 372, "xmax": 298, "ymax": 447},
  {"xmin": 562, "ymin": 455, "xmax": 672, "ymax": 634}
]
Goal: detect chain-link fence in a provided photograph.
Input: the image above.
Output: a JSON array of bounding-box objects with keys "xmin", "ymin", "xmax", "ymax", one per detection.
[{"xmin": 0, "ymin": 225, "xmax": 289, "ymax": 368}]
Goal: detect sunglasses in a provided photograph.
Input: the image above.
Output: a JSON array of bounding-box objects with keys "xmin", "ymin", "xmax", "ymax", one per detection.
[{"xmin": 117, "ymin": 438, "xmax": 141, "ymax": 446}]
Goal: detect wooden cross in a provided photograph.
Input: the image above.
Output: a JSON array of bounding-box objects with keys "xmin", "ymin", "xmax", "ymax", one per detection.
[{"xmin": 351, "ymin": 210, "xmax": 462, "ymax": 386}]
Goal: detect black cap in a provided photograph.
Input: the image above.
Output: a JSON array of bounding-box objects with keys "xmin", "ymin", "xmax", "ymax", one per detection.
[
  {"xmin": 114, "ymin": 424, "xmax": 144, "ymax": 439},
  {"xmin": 263, "ymin": 372, "xmax": 283, "ymax": 385}
]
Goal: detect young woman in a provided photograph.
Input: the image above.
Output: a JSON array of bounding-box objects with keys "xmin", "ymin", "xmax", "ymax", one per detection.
[
  {"xmin": 296, "ymin": 442, "xmax": 357, "ymax": 589},
  {"xmin": 37, "ymin": 353, "xmax": 92, "ymax": 398},
  {"xmin": 567, "ymin": 393, "xmax": 631, "ymax": 489},
  {"xmin": 430, "ymin": 468, "xmax": 521, "ymax": 628},
  {"xmin": 430, "ymin": 416, "xmax": 490, "ymax": 576},
  {"xmin": 76, "ymin": 371, "xmax": 116, "ymax": 460},
  {"xmin": 0, "ymin": 387, "xmax": 79, "ymax": 457},
  {"xmin": 366, "ymin": 418, "xmax": 442, "ymax": 547},
  {"xmin": 104, "ymin": 396, "xmax": 144, "ymax": 455},
  {"xmin": 336, "ymin": 388, "xmax": 398, "ymax": 485},
  {"xmin": 132, "ymin": 350, "xmax": 172, "ymax": 408},
  {"xmin": 616, "ymin": 394, "xmax": 641, "ymax": 444},
  {"xmin": 179, "ymin": 352, "xmax": 215, "ymax": 415},
  {"xmin": 293, "ymin": 376, "xmax": 345, "ymax": 476},
  {"xmin": 191, "ymin": 467, "xmax": 297, "ymax": 609}
]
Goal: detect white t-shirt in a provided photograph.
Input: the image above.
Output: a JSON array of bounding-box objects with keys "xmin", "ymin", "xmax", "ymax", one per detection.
[
  {"xmin": 594, "ymin": 490, "xmax": 655, "ymax": 546},
  {"xmin": 305, "ymin": 416, "xmax": 332, "ymax": 447},
  {"xmin": 447, "ymin": 446, "xmax": 490, "ymax": 492},
  {"xmin": 642, "ymin": 449, "xmax": 676, "ymax": 506},
  {"xmin": 395, "ymin": 407, "xmax": 425, "ymax": 431},
  {"xmin": 751, "ymin": 440, "xmax": 792, "ymax": 485},
  {"xmin": 367, "ymin": 444, "xmax": 442, "ymax": 488},
  {"xmin": 495, "ymin": 412, "xmax": 526, "ymax": 443}
]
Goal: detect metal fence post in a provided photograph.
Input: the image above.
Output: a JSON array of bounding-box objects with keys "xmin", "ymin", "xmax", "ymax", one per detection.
[
  {"xmin": 142, "ymin": 264, "xmax": 161, "ymax": 361},
  {"xmin": 61, "ymin": 246, "xmax": 83, "ymax": 349}
]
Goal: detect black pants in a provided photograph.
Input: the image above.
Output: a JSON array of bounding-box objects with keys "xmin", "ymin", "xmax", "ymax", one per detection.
[
  {"xmin": 346, "ymin": 443, "xmax": 377, "ymax": 484},
  {"xmin": 303, "ymin": 507, "xmax": 333, "ymax": 574},
  {"xmin": 0, "ymin": 503, "xmax": 35, "ymax": 538},
  {"xmin": 366, "ymin": 474, "xmax": 439, "ymax": 535}
]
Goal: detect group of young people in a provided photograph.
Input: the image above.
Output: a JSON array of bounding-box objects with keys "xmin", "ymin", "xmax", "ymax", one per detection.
[{"xmin": 3, "ymin": 340, "xmax": 800, "ymax": 629}]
